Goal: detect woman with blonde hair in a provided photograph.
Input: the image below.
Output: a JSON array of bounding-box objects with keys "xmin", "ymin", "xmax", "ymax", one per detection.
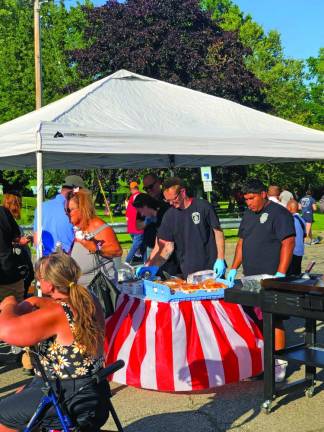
[
  {"xmin": 0, "ymin": 252, "xmax": 110, "ymax": 431},
  {"xmin": 66, "ymin": 189, "xmax": 122, "ymax": 315}
]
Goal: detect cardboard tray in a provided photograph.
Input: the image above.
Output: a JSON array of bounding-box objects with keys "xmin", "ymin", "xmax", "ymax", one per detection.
[{"xmin": 143, "ymin": 278, "xmax": 230, "ymax": 302}]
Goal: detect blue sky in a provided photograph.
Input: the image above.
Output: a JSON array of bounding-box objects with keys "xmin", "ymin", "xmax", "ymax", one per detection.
[
  {"xmin": 87, "ymin": 0, "xmax": 323, "ymax": 60},
  {"xmin": 233, "ymin": 0, "xmax": 323, "ymax": 60}
]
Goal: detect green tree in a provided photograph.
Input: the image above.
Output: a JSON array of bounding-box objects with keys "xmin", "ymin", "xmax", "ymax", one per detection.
[
  {"xmin": 0, "ymin": 169, "xmax": 34, "ymax": 194},
  {"xmin": 305, "ymin": 48, "xmax": 324, "ymax": 131},
  {"xmin": 72, "ymin": 0, "xmax": 266, "ymax": 108},
  {"xmin": 202, "ymin": 0, "xmax": 311, "ymax": 124},
  {"xmin": 202, "ymin": 0, "xmax": 324, "ymax": 195},
  {"xmin": 0, "ymin": 0, "xmax": 88, "ymax": 124},
  {"xmin": 0, "ymin": 0, "xmax": 34, "ymax": 123},
  {"xmin": 0, "ymin": 0, "xmax": 90, "ymax": 189}
]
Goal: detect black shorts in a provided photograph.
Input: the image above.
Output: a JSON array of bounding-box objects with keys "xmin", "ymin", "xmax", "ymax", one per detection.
[
  {"xmin": 302, "ymin": 213, "xmax": 314, "ymax": 223},
  {"xmin": 0, "ymin": 376, "xmax": 110, "ymax": 431}
]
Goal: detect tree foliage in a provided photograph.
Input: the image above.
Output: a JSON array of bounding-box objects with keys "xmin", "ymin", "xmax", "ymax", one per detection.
[
  {"xmin": 306, "ymin": 48, "xmax": 324, "ymax": 131},
  {"xmin": 0, "ymin": 0, "xmax": 89, "ymax": 190},
  {"xmin": 201, "ymin": 0, "xmax": 322, "ymax": 128},
  {"xmin": 202, "ymin": 0, "xmax": 324, "ymax": 195},
  {"xmin": 0, "ymin": 0, "xmax": 88, "ymax": 124},
  {"xmin": 72, "ymin": 0, "xmax": 266, "ymax": 108}
]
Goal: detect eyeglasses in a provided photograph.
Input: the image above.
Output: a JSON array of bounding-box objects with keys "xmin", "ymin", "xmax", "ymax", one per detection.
[
  {"xmin": 143, "ymin": 181, "xmax": 156, "ymax": 192},
  {"xmin": 65, "ymin": 207, "xmax": 77, "ymax": 215},
  {"xmin": 165, "ymin": 189, "xmax": 182, "ymax": 203}
]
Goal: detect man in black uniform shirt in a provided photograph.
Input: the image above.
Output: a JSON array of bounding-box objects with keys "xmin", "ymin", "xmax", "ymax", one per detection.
[
  {"xmin": 228, "ymin": 179, "xmax": 295, "ymax": 280},
  {"xmin": 227, "ymin": 179, "xmax": 295, "ymax": 380},
  {"xmin": 138, "ymin": 177, "xmax": 226, "ymax": 279}
]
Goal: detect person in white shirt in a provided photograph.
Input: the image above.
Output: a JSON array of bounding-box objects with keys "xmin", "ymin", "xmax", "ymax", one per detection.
[{"xmin": 279, "ymin": 188, "xmax": 294, "ymax": 207}]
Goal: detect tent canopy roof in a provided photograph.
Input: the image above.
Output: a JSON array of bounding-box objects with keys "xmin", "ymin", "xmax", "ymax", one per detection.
[{"xmin": 0, "ymin": 69, "xmax": 323, "ymax": 169}]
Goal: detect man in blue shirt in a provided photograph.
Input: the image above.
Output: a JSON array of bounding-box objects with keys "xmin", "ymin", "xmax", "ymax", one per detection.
[{"xmin": 33, "ymin": 175, "xmax": 85, "ymax": 255}]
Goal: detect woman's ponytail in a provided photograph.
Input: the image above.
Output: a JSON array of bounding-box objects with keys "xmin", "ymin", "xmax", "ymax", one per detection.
[{"xmin": 69, "ymin": 283, "xmax": 104, "ymax": 357}]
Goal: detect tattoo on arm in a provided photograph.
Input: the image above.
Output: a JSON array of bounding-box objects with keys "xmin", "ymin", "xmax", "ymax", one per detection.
[{"xmin": 147, "ymin": 239, "xmax": 174, "ymax": 267}]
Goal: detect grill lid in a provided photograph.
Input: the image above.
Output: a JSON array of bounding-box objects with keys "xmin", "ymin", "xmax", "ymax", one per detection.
[{"xmin": 261, "ymin": 274, "xmax": 324, "ymax": 294}]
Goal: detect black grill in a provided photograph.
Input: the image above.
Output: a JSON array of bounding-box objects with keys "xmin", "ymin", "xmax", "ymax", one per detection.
[{"xmin": 224, "ymin": 275, "xmax": 324, "ymax": 414}]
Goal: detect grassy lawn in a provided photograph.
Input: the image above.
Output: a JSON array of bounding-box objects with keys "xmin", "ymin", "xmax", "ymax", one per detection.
[
  {"xmin": 12, "ymin": 197, "xmax": 324, "ymax": 250},
  {"xmin": 313, "ymin": 213, "xmax": 324, "ymax": 231}
]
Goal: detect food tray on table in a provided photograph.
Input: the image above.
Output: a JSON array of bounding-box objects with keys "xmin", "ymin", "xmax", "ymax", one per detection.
[
  {"xmin": 118, "ymin": 280, "xmax": 144, "ymax": 297},
  {"xmin": 143, "ymin": 278, "xmax": 230, "ymax": 302}
]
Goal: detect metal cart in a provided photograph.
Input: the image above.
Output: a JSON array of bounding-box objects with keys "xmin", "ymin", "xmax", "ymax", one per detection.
[{"xmin": 225, "ymin": 275, "xmax": 324, "ymax": 414}]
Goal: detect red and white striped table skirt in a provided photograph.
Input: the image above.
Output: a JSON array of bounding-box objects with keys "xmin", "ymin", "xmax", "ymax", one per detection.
[{"xmin": 104, "ymin": 294, "xmax": 263, "ymax": 392}]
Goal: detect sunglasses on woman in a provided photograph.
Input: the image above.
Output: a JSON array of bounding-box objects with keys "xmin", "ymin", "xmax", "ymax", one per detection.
[{"xmin": 65, "ymin": 206, "xmax": 78, "ymax": 215}]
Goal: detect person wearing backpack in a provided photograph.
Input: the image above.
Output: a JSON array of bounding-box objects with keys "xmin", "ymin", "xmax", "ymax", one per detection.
[{"xmin": 287, "ymin": 199, "xmax": 306, "ymax": 275}]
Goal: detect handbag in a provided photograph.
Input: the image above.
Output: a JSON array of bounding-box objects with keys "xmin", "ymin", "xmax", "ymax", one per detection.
[
  {"xmin": 12, "ymin": 246, "xmax": 30, "ymax": 279},
  {"xmin": 88, "ymin": 270, "xmax": 119, "ymax": 319}
]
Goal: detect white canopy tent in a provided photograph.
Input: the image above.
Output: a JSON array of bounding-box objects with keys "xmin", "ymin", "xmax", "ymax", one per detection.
[
  {"xmin": 0, "ymin": 69, "xmax": 323, "ymax": 256},
  {"xmin": 1, "ymin": 69, "xmax": 324, "ymax": 169}
]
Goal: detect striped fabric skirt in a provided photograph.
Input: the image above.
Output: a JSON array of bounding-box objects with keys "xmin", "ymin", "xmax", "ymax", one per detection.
[{"xmin": 104, "ymin": 294, "xmax": 263, "ymax": 392}]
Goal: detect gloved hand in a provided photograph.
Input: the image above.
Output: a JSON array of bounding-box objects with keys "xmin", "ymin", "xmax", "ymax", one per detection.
[
  {"xmin": 213, "ymin": 259, "xmax": 226, "ymax": 278},
  {"xmin": 135, "ymin": 266, "xmax": 159, "ymax": 279},
  {"xmin": 227, "ymin": 269, "xmax": 237, "ymax": 287},
  {"xmin": 274, "ymin": 271, "xmax": 286, "ymax": 278}
]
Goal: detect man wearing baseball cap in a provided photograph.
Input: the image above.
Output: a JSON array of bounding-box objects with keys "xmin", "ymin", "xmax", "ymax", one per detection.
[
  {"xmin": 62, "ymin": 175, "xmax": 85, "ymax": 190},
  {"xmin": 33, "ymin": 175, "xmax": 85, "ymax": 255}
]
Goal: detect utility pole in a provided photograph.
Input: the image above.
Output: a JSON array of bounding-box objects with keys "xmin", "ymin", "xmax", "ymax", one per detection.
[{"xmin": 34, "ymin": 0, "xmax": 42, "ymax": 109}]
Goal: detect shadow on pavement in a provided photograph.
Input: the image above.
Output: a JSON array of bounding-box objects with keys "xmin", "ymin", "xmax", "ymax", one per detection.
[
  {"xmin": 121, "ymin": 411, "xmax": 219, "ymax": 432},
  {"xmin": 118, "ymin": 391, "xmax": 263, "ymax": 432},
  {"xmin": 108, "ymin": 378, "xmax": 265, "ymax": 432}
]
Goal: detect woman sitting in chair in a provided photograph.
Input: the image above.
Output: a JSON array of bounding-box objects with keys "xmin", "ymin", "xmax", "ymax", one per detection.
[
  {"xmin": 0, "ymin": 252, "xmax": 110, "ymax": 432},
  {"xmin": 66, "ymin": 189, "xmax": 122, "ymax": 288}
]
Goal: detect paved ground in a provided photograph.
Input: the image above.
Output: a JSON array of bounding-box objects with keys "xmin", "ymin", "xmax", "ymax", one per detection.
[{"xmin": 1, "ymin": 234, "xmax": 324, "ymax": 431}]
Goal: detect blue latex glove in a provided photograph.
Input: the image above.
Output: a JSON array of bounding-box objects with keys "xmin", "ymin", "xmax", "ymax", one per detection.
[
  {"xmin": 213, "ymin": 259, "xmax": 226, "ymax": 278},
  {"xmin": 135, "ymin": 266, "xmax": 159, "ymax": 280},
  {"xmin": 227, "ymin": 269, "xmax": 237, "ymax": 287},
  {"xmin": 274, "ymin": 272, "xmax": 286, "ymax": 278}
]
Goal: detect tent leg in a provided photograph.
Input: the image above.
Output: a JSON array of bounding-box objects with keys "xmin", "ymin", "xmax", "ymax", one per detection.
[{"xmin": 36, "ymin": 150, "xmax": 43, "ymax": 262}]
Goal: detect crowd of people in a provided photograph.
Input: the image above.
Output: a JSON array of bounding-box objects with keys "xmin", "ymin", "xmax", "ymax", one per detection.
[{"xmin": 0, "ymin": 172, "xmax": 322, "ymax": 430}]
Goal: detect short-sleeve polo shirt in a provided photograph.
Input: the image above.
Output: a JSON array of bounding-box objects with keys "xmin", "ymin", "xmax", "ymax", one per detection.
[
  {"xmin": 33, "ymin": 194, "xmax": 74, "ymax": 255},
  {"xmin": 239, "ymin": 201, "xmax": 295, "ymax": 276},
  {"xmin": 158, "ymin": 198, "xmax": 221, "ymax": 278}
]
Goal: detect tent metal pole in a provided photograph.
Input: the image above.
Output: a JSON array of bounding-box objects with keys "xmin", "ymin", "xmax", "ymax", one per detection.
[
  {"xmin": 168, "ymin": 155, "xmax": 175, "ymax": 176},
  {"xmin": 36, "ymin": 150, "xmax": 43, "ymax": 261}
]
